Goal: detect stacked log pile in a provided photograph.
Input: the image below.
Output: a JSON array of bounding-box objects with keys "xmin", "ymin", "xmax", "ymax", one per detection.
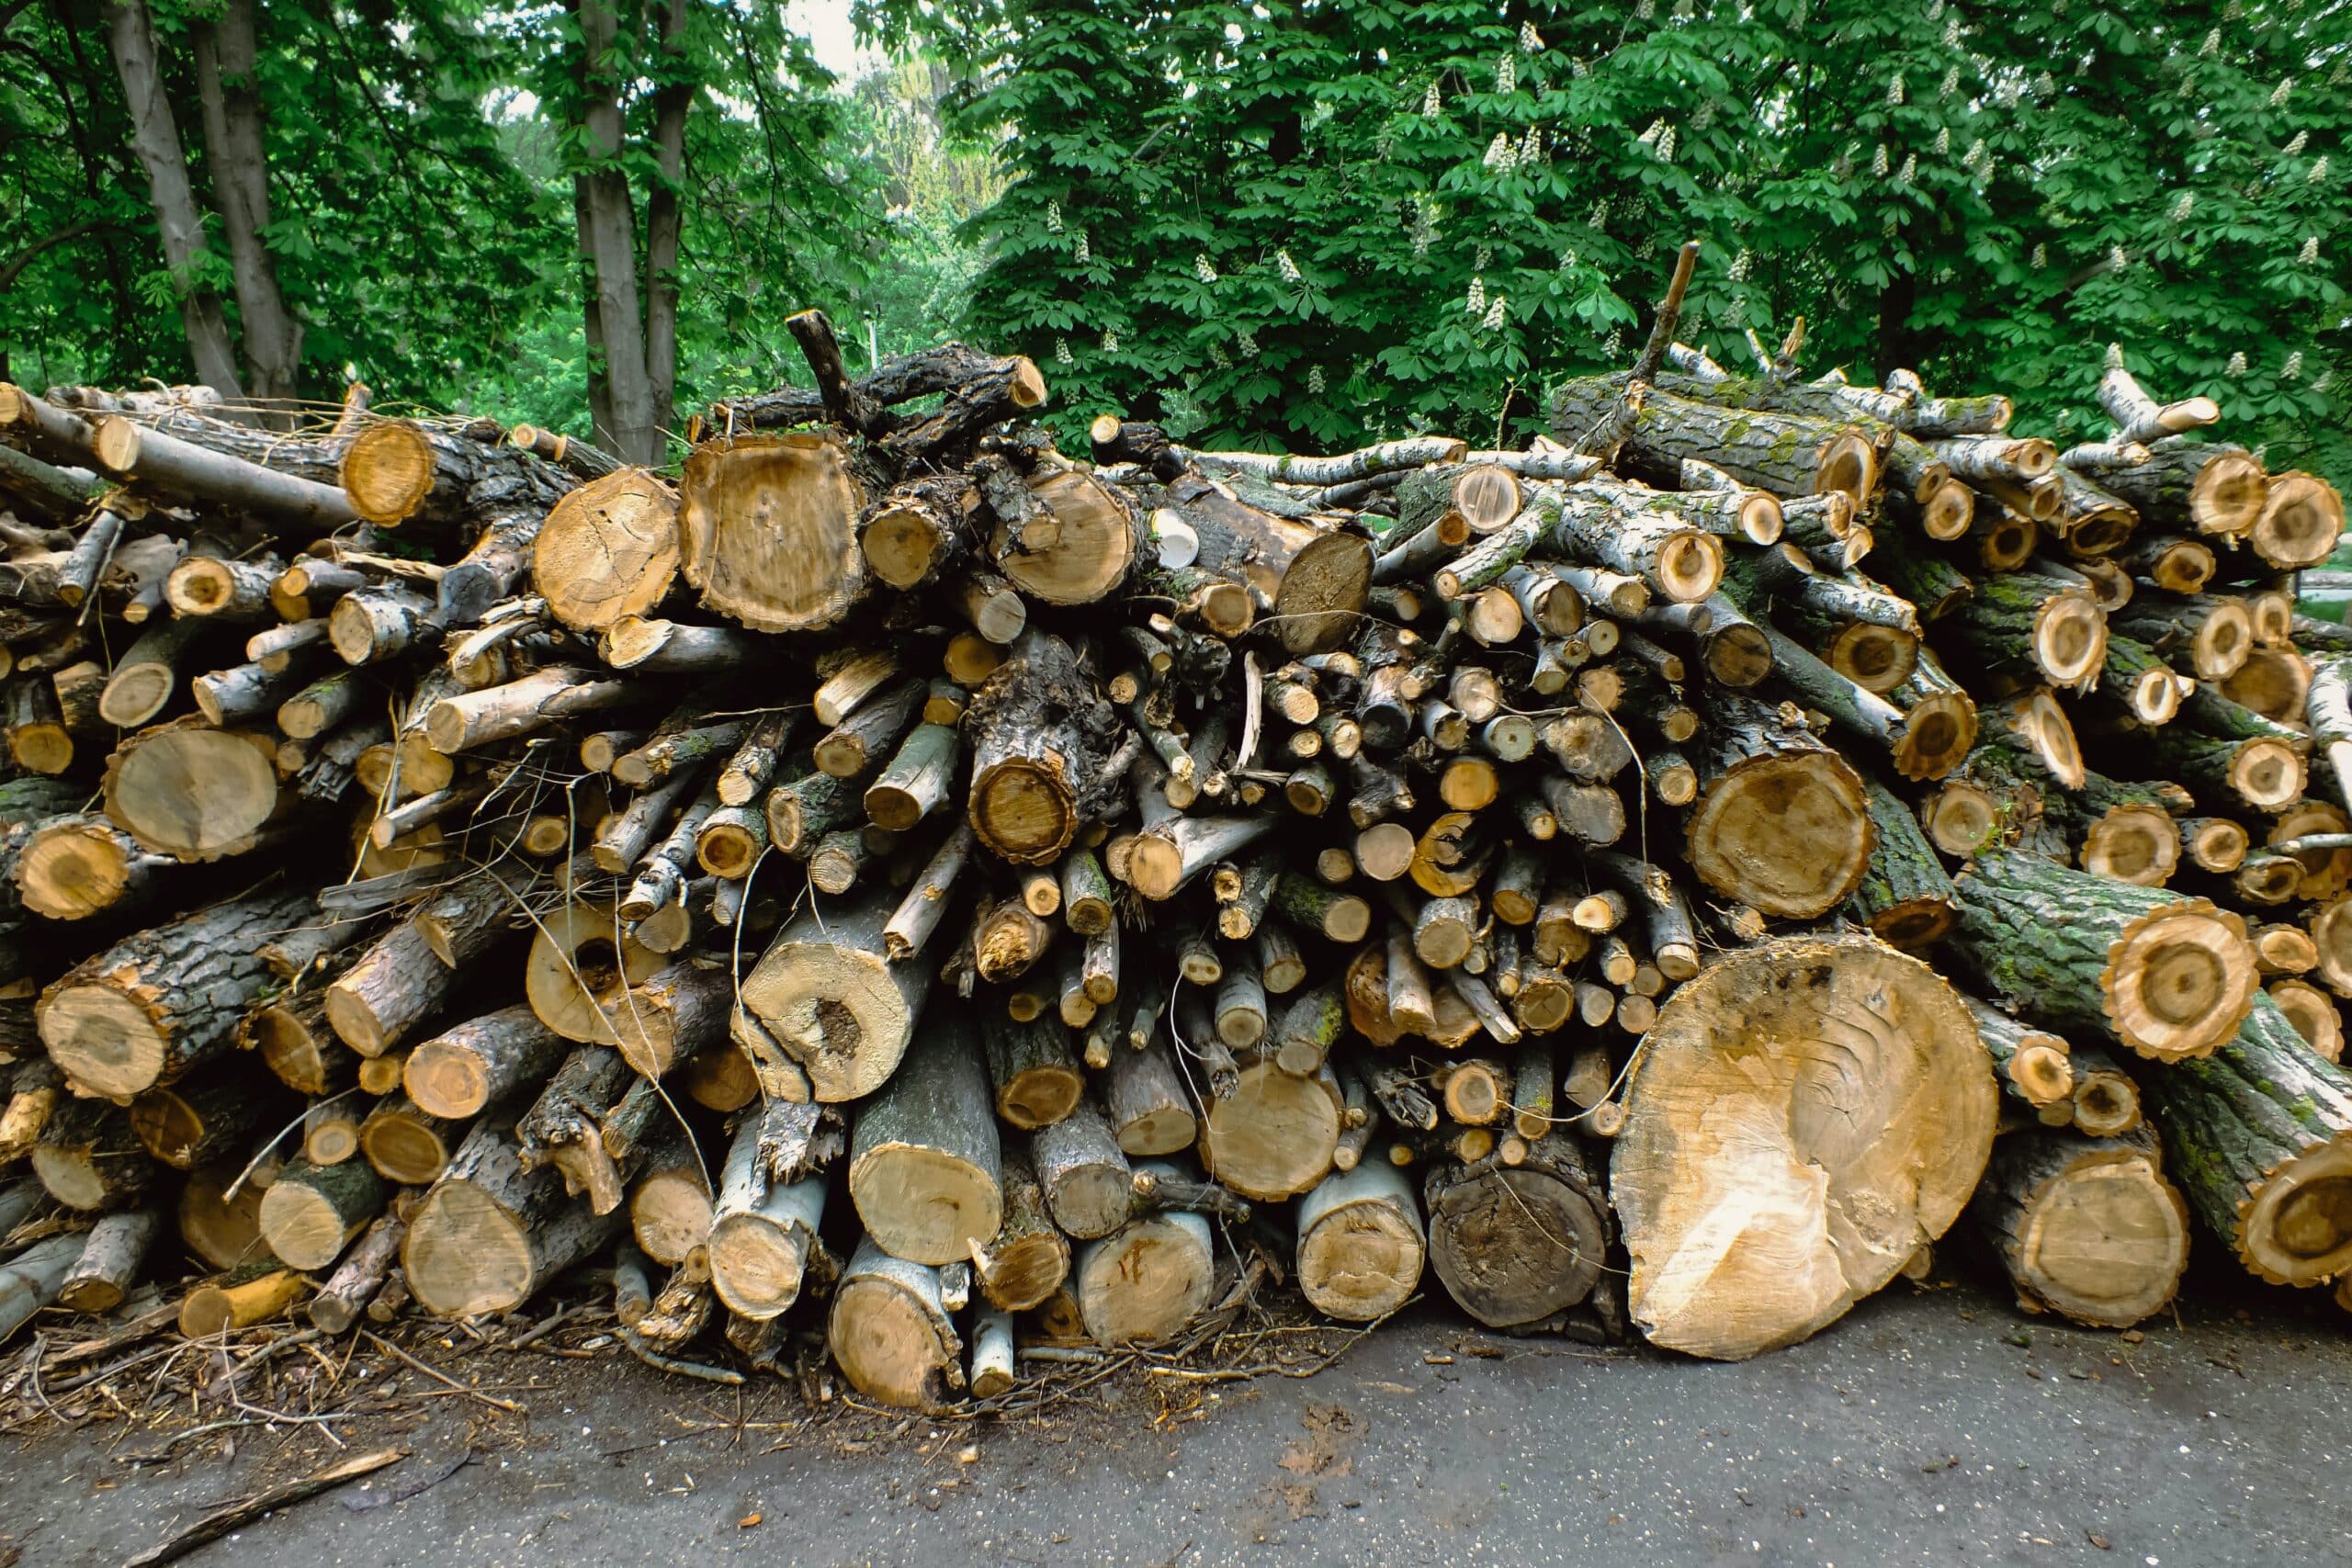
[{"xmin": 0, "ymin": 259, "xmax": 2348, "ymax": 1402}]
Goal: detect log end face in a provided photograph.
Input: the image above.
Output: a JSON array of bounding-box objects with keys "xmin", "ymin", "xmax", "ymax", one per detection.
[
  {"xmin": 258, "ymin": 1179, "xmax": 353, "ymax": 1269},
  {"xmin": 709, "ymin": 1213, "xmax": 810, "ymax": 1318},
  {"xmin": 1076, "ymin": 1213, "xmax": 1216, "ymax": 1346},
  {"xmin": 2241, "ymin": 1137, "xmax": 2352, "ymax": 1287},
  {"xmin": 38, "ymin": 983, "xmax": 168, "ymax": 1098},
  {"xmin": 1298, "ymin": 1198, "xmax": 1425, "ymax": 1322},
  {"xmin": 970, "ymin": 759, "xmax": 1076, "ymax": 867},
  {"xmin": 1274, "ymin": 533, "xmax": 1375, "ymax": 654},
  {"xmin": 2104, "ymin": 901, "xmax": 2259, "ymax": 1062},
  {"xmin": 2012, "ymin": 1154, "xmax": 2189, "ymax": 1327},
  {"xmin": 17, "ymin": 822, "xmax": 131, "ymax": 920},
  {"xmin": 535, "ymin": 469, "xmax": 682, "ymax": 633},
  {"xmin": 1686, "ymin": 752, "xmax": 1873, "ymax": 919},
  {"xmin": 1614, "ymin": 936, "xmax": 1996, "ymax": 1359},
  {"xmin": 829, "ymin": 1267, "xmax": 962, "ymax": 1408},
  {"xmin": 404, "ymin": 1179, "xmax": 535, "ymax": 1317},
  {"xmin": 404, "ymin": 1041, "xmax": 489, "ymax": 1121},
  {"xmin": 339, "ymin": 421, "xmax": 437, "ymax": 525}
]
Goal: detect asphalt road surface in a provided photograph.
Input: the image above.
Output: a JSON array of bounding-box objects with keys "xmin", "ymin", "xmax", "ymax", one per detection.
[{"xmin": 5, "ymin": 1255, "xmax": 2347, "ymax": 1568}]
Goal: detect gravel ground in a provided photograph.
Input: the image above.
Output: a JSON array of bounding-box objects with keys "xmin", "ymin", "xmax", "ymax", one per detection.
[{"xmin": 4, "ymin": 1255, "xmax": 2347, "ymax": 1568}]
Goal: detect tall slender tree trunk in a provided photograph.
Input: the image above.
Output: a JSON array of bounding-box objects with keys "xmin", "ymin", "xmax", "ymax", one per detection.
[
  {"xmin": 104, "ymin": 0, "xmax": 245, "ymax": 401},
  {"xmin": 190, "ymin": 0, "xmax": 301, "ymax": 406},
  {"xmin": 575, "ymin": 0, "xmax": 657, "ymax": 465},
  {"xmin": 643, "ymin": 0, "xmax": 689, "ymax": 446},
  {"xmin": 573, "ymin": 177, "xmax": 617, "ymax": 450}
]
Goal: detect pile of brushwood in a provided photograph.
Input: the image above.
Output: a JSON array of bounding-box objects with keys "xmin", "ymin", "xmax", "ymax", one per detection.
[{"xmin": 0, "ymin": 248, "xmax": 2348, "ymax": 1408}]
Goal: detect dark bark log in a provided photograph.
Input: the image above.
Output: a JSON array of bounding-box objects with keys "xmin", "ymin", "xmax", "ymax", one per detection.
[
  {"xmin": 2140, "ymin": 993, "xmax": 2352, "ymax": 1286},
  {"xmin": 1950, "ymin": 847, "xmax": 2257, "ymax": 1062}
]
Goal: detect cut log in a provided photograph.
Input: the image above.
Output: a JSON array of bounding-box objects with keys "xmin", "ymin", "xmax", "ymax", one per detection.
[
  {"xmin": 605, "ymin": 961, "xmax": 731, "ymax": 1079},
  {"xmin": 177, "ymin": 1155, "xmax": 277, "ymax": 1272},
  {"xmin": 324, "ymin": 919, "xmax": 458, "ymax": 1058},
  {"xmin": 53, "ymin": 1206, "xmax": 158, "ymax": 1314},
  {"xmin": 1424, "ymin": 1134, "xmax": 1611, "ymax": 1331},
  {"xmin": 39, "ymin": 887, "xmax": 314, "ymax": 1096},
  {"xmin": 359, "ymin": 1095, "xmax": 468, "ymax": 1186},
  {"xmin": 402, "ymin": 1116, "xmax": 621, "ymax": 1316},
  {"xmin": 988, "ymin": 464, "xmax": 1145, "ymax": 607},
  {"xmin": 258, "ymin": 1156, "xmax": 386, "ymax": 1269},
  {"xmin": 178, "ymin": 1262, "xmax": 310, "ymax": 1337},
  {"xmin": 1950, "ymin": 847, "xmax": 2258, "ymax": 1062},
  {"xmin": 677, "ymin": 432, "xmax": 873, "ymax": 631},
  {"xmin": 129, "ymin": 1075, "xmax": 275, "ymax": 1169},
  {"xmin": 1962, "ymin": 996, "xmax": 2075, "ymax": 1110},
  {"xmin": 1031, "ymin": 1098, "xmax": 1133, "ymax": 1241},
  {"xmin": 309, "ymin": 1209, "xmax": 408, "ymax": 1333},
  {"xmin": 847, "ymin": 1013, "xmax": 1001, "ymax": 1265},
  {"xmin": 736, "ymin": 889, "xmax": 928, "ymax": 1101},
  {"xmin": 1971, "ymin": 1126, "xmax": 2188, "ymax": 1327},
  {"xmin": 827, "ymin": 1238, "xmax": 965, "ymax": 1409},
  {"xmin": 968, "ymin": 1148, "xmax": 1071, "ymax": 1312},
  {"xmin": 1072, "ymin": 1180, "xmax": 1217, "ymax": 1348},
  {"xmin": 1842, "ymin": 773, "xmax": 1958, "ymax": 949},
  {"xmin": 983, "ymin": 1013, "xmax": 1084, "ymax": 1130},
  {"xmin": 2066, "ymin": 1043, "xmax": 2142, "ymax": 1137},
  {"xmin": 523, "ymin": 899, "xmax": 662, "ymax": 1044},
  {"xmin": 0, "ymin": 1233, "xmax": 85, "ymax": 1339},
  {"xmin": 708, "ymin": 1110, "xmax": 832, "ymax": 1320},
  {"xmin": 1682, "ymin": 693, "xmax": 1873, "ymax": 919},
  {"xmin": 964, "ymin": 630, "xmax": 1127, "ymax": 865},
  {"xmin": 1295, "ymin": 1159, "xmax": 1424, "ymax": 1322},
  {"xmin": 2138, "ymin": 992, "xmax": 2352, "ymax": 1286},
  {"xmin": 1612, "ymin": 935, "xmax": 1995, "ymax": 1359},
  {"xmin": 533, "ymin": 468, "xmax": 680, "ymax": 632},
  {"xmin": 1201, "ymin": 1059, "xmax": 1341, "ymax": 1201},
  {"xmin": 102, "ymin": 718, "xmax": 282, "ymax": 860}
]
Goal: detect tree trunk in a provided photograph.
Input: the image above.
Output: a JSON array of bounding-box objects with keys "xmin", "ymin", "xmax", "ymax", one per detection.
[
  {"xmin": 190, "ymin": 0, "xmax": 299, "ymax": 401},
  {"xmin": 1843, "ymin": 773, "xmax": 1958, "ymax": 949},
  {"xmin": 847, "ymin": 1013, "xmax": 1002, "ymax": 1264},
  {"xmin": 1611, "ymin": 936, "xmax": 1994, "ymax": 1359},
  {"xmin": 572, "ymin": 0, "xmax": 654, "ymax": 464},
  {"xmin": 103, "ymin": 0, "xmax": 243, "ymax": 400},
  {"xmin": 1949, "ymin": 848, "xmax": 2258, "ymax": 1062},
  {"xmin": 1970, "ymin": 1125, "xmax": 2188, "ymax": 1328}
]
